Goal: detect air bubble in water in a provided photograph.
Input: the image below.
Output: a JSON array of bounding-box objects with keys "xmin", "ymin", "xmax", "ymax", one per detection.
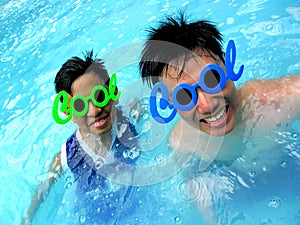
[
  {"xmin": 280, "ymin": 161, "xmax": 288, "ymax": 168},
  {"xmin": 267, "ymin": 196, "xmax": 281, "ymax": 208},
  {"xmin": 65, "ymin": 182, "xmax": 72, "ymax": 189},
  {"xmin": 95, "ymin": 158, "xmax": 104, "ymax": 170},
  {"xmin": 249, "ymin": 171, "xmax": 256, "ymax": 177},
  {"xmin": 123, "ymin": 147, "xmax": 140, "ymax": 159},
  {"xmin": 155, "ymin": 153, "xmax": 167, "ymax": 164},
  {"xmin": 142, "ymin": 113, "xmax": 149, "ymax": 120},
  {"xmin": 65, "ymin": 175, "xmax": 71, "ymax": 181},
  {"xmin": 174, "ymin": 216, "xmax": 181, "ymax": 224},
  {"xmin": 79, "ymin": 215, "xmax": 86, "ymax": 223}
]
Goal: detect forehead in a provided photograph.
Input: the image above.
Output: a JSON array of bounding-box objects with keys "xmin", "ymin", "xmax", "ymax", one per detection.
[
  {"xmin": 71, "ymin": 72, "xmax": 109, "ymax": 95},
  {"xmin": 165, "ymin": 50, "xmax": 223, "ymax": 80}
]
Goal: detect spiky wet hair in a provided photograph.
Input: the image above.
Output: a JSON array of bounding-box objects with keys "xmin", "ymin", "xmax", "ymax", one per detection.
[
  {"xmin": 139, "ymin": 12, "xmax": 224, "ymax": 87},
  {"xmin": 54, "ymin": 50, "xmax": 108, "ymax": 95}
]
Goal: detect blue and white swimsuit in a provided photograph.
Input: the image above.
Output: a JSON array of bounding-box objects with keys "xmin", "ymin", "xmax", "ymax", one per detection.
[{"xmin": 60, "ymin": 111, "xmax": 142, "ymax": 224}]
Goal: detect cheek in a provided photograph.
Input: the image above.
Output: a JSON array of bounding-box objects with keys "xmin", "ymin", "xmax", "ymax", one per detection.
[
  {"xmin": 177, "ymin": 109, "xmax": 194, "ymax": 121},
  {"xmin": 104, "ymin": 102, "xmax": 114, "ymax": 113},
  {"xmin": 223, "ymin": 81, "xmax": 237, "ymax": 98},
  {"xmin": 72, "ymin": 116, "xmax": 86, "ymax": 125}
]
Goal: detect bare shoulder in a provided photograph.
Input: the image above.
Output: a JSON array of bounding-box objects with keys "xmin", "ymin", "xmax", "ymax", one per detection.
[
  {"xmin": 238, "ymin": 79, "xmax": 273, "ymax": 103},
  {"xmin": 239, "ymin": 73, "xmax": 300, "ymax": 102},
  {"xmin": 238, "ymin": 73, "xmax": 300, "ymax": 125}
]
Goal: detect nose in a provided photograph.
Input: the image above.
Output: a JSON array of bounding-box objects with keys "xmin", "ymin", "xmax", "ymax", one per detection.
[
  {"xmin": 86, "ymin": 100, "xmax": 102, "ymax": 116},
  {"xmin": 195, "ymin": 88, "xmax": 216, "ymax": 114}
]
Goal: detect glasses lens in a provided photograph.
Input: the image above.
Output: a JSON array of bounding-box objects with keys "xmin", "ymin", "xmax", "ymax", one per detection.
[
  {"xmin": 94, "ymin": 89, "xmax": 106, "ymax": 103},
  {"xmin": 175, "ymin": 87, "xmax": 193, "ymax": 106},
  {"xmin": 203, "ymin": 69, "xmax": 220, "ymax": 88},
  {"xmin": 74, "ymin": 98, "xmax": 85, "ymax": 112}
]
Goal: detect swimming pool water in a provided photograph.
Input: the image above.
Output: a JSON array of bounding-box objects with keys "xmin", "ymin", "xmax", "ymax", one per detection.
[{"xmin": 1, "ymin": 0, "xmax": 300, "ymax": 224}]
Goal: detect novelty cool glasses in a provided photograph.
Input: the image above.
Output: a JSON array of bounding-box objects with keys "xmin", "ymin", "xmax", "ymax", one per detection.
[
  {"xmin": 150, "ymin": 40, "xmax": 244, "ymax": 124},
  {"xmin": 52, "ymin": 73, "xmax": 120, "ymax": 125}
]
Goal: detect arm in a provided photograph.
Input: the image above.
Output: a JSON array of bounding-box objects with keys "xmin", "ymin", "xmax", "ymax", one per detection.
[
  {"xmin": 22, "ymin": 152, "xmax": 62, "ymax": 225},
  {"xmin": 239, "ymin": 73, "xmax": 300, "ymax": 125}
]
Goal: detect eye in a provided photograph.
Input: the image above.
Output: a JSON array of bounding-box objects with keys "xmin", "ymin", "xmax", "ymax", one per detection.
[
  {"xmin": 203, "ymin": 69, "xmax": 220, "ymax": 88},
  {"xmin": 94, "ymin": 89, "xmax": 106, "ymax": 103},
  {"xmin": 73, "ymin": 98, "xmax": 85, "ymax": 112},
  {"xmin": 175, "ymin": 87, "xmax": 193, "ymax": 106}
]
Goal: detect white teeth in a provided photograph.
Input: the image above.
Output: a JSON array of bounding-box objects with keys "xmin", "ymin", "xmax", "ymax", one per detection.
[
  {"xmin": 204, "ymin": 107, "xmax": 227, "ymax": 124},
  {"xmin": 93, "ymin": 119, "xmax": 104, "ymax": 126}
]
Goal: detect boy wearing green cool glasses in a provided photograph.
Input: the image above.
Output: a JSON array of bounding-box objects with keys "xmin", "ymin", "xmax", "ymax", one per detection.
[{"xmin": 23, "ymin": 51, "xmax": 142, "ymax": 225}]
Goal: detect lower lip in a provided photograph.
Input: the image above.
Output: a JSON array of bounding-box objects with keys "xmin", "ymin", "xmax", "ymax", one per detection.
[
  {"xmin": 92, "ymin": 117, "xmax": 108, "ymax": 128},
  {"xmin": 202, "ymin": 106, "xmax": 230, "ymax": 128}
]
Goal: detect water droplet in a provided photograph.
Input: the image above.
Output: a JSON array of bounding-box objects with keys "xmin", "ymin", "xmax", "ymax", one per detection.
[
  {"xmin": 226, "ymin": 17, "xmax": 234, "ymax": 25},
  {"xmin": 155, "ymin": 153, "xmax": 167, "ymax": 165},
  {"xmin": 249, "ymin": 171, "xmax": 256, "ymax": 177},
  {"xmin": 280, "ymin": 161, "xmax": 288, "ymax": 168},
  {"xmin": 79, "ymin": 215, "xmax": 86, "ymax": 223},
  {"xmin": 142, "ymin": 113, "xmax": 149, "ymax": 120},
  {"xmin": 174, "ymin": 216, "xmax": 181, "ymax": 223},
  {"xmin": 65, "ymin": 182, "xmax": 72, "ymax": 189},
  {"xmin": 123, "ymin": 147, "xmax": 140, "ymax": 159},
  {"xmin": 95, "ymin": 158, "xmax": 104, "ymax": 170},
  {"xmin": 265, "ymin": 23, "xmax": 274, "ymax": 32},
  {"xmin": 145, "ymin": 137, "xmax": 151, "ymax": 144},
  {"xmin": 267, "ymin": 196, "xmax": 281, "ymax": 208},
  {"xmin": 258, "ymin": 114, "xmax": 265, "ymax": 122},
  {"xmin": 65, "ymin": 175, "xmax": 71, "ymax": 181}
]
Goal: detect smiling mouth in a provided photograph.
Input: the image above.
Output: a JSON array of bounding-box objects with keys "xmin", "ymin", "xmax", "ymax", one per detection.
[
  {"xmin": 200, "ymin": 105, "xmax": 229, "ymax": 127},
  {"xmin": 90, "ymin": 115, "xmax": 109, "ymax": 128}
]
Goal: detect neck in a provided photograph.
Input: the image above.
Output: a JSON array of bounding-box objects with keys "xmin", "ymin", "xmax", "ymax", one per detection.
[
  {"xmin": 80, "ymin": 129, "xmax": 113, "ymax": 157},
  {"xmin": 213, "ymin": 110, "xmax": 244, "ymax": 164}
]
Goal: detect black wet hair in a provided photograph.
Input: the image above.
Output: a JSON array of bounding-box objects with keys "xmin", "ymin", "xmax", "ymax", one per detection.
[
  {"xmin": 139, "ymin": 12, "xmax": 224, "ymax": 88},
  {"xmin": 54, "ymin": 50, "xmax": 109, "ymax": 95}
]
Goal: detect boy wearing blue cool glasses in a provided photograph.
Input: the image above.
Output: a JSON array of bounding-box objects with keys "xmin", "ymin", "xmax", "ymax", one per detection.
[
  {"xmin": 139, "ymin": 12, "xmax": 300, "ymax": 162},
  {"xmin": 139, "ymin": 13, "xmax": 300, "ymax": 223},
  {"xmin": 23, "ymin": 51, "xmax": 143, "ymax": 225}
]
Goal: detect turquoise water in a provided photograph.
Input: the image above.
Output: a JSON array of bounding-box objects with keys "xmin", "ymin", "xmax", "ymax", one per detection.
[{"xmin": 1, "ymin": 0, "xmax": 300, "ymax": 224}]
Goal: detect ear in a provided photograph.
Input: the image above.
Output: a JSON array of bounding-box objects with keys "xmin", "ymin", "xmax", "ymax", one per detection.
[
  {"xmin": 222, "ymin": 51, "xmax": 226, "ymax": 61},
  {"xmin": 114, "ymin": 98, "xmax": 119, "ymax": 105},
  {"xmin": 113, "ymin": 86, "xmax": 119, "ymax": 105},
  {"xmin": 63, "ymin": 93, "xmax": 73, "ymax": 116},
  {"xmin": 114, "ymin": 86, "xmax": 119, "ymax": 95}
]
